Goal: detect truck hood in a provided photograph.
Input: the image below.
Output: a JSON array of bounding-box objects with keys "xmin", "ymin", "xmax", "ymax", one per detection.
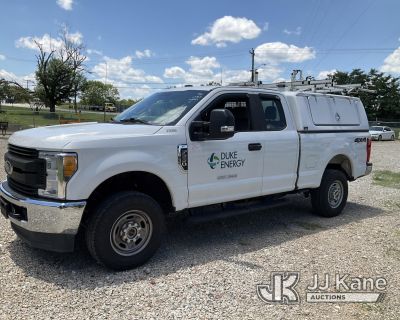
[{"xmin": 8, "ymin": 122, "xmax": 162, "ymax": 150}]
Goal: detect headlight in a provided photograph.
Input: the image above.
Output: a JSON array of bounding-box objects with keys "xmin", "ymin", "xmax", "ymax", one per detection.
[{"xmin": 38, "ymin": 152, "xmax": 78, "ymax": 199}]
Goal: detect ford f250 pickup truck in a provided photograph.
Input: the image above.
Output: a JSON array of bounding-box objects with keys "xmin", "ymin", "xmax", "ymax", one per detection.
[{"xmin": 0, "ymin": 86, "xmax": 372, "ymax": 270}]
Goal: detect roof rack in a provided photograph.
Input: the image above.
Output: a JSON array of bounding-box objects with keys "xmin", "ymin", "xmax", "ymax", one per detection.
[{"xmin": 229, "ymin": 69, "xmax": 375, "ymax": 95}]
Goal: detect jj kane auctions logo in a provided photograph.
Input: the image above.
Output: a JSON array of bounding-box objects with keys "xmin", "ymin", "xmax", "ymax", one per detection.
[{"xmin": 207, "ymin": 151, "xmax": 245, "ymax": 169}]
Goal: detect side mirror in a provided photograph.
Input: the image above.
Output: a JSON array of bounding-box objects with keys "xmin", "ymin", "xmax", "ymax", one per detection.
[
  {"xmin": 209, "ymin": 109, "xmax": 235, "ymax": 140},
  {"xmin": 189, "ymin": 108, "xmax": 235, "ymax": 141}
]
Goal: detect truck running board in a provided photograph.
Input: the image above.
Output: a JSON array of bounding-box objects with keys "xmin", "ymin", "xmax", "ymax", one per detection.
[{"xmin": 186, "ymin": 198, "xmax": 287, "ymax": 224}]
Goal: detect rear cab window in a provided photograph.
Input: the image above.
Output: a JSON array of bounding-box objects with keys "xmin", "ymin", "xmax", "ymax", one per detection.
[{"xmin": 259, "ymin": 95, "xmax": 287, "ymax": 131}]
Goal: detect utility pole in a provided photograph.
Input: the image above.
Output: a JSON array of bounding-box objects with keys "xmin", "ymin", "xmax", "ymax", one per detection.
[{"xmin": 249, "ymin": 48, "xmax": 255, "ymax": 83}]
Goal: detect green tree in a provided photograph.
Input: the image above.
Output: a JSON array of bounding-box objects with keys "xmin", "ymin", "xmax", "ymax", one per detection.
[
  {"xmin": 0, "ymin": 79, "xmax": 31, "ymax": 106},
  {"xmin": 80, "ymin": 80, "xmax": 119, "ymax": 106},
  {"xmin": 333, "ymin": 68, "xmax": 400, "ymax": 120},
  {"xmin": 71, "ymin": 73, "xmax": 86, "ymax": 113},
  {"xmin": 117, "ymin": 98, "xmax": 137, "ymax": 109},
  {"xmin": 34, "ymin": 28, "xmax": 86, "ymax": 112}
]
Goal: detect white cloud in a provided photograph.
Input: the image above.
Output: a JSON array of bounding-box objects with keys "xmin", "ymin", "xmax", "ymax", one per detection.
[
  {"xmin": 186, "ymin": 56, "xmax": 220, "ymax": 76},
  {"xmin": 57, "ymin": 0, "xmax": 73, "ymax": 10},
  {"xmin": 0, "ymin": 54, "xmax": 5, "ymax": 60},
  {"xmin": 283, "ymin": 26, "xmax": 302, "ymax": 36},
  {"xmin": 92, "ymin": 56, "xmax": 163, "ymax": 84},
  {"xmin": 220, "ymin": 70, "xmax": 251, "ymax": 83},
  {"xmin": 257, "ymin": 65, "xmax": 284, "ymax": 81},
  {"xmin": 380, "ymin": 47, "xmax": 400, "ymax": 74},
  {"xmin": 16, "ymin": 32, "xmax": 83, "ymax": 52},
  {"xmin": 135, "ymin": 49, "xmax": 154, "ymax": 59},
  {"xmin": 317, "ymin": 69, "xmax": 337, "ymax": 79},
  {"xmin": 255, "ymin": 42, "xmax": 315, "ymax": 65},
  {"xmin": 90, "ymin": 55, "xmax": 164, "ymax": 98},
  {"xmin": 163, "ymin": 56, "xmax": 221, "ymax": 84},
  {"xmin": 0, "ymin": 69, "xmax": 35, "ymax": 85},
  {"xmin": 164, "ymin": 66, "xmax": 186, "ymax": 79},
  {"xmin": 87, "ymin": 49, "xmax": 103, "ymax": 56},
  {"xmin": 66, "ymin": 31, "xmax": 83, "ymax": 44},
  {"xmin": 163, "ymin": 55, "xmax": 283, "ymax": 85},
  {"xmin": 91, "ymin": 56, "xmax": 164, "ymax": 99},
  {"xmin": 192, "ymin": 16, "xmax": 261, "ymax": 47}
]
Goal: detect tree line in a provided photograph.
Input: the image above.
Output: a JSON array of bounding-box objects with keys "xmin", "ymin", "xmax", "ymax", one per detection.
[{"xmin": 332, "ymin": 69, "xmax": 400, "ymax": 120}]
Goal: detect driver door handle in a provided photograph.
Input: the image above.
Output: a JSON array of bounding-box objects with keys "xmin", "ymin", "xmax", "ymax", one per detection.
[{"xmin": 248, "ymin": 143, "xmax": 262, "ymax": 151}]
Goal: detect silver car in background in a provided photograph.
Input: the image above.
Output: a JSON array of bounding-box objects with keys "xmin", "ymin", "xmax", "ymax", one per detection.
[{"xmin": 369, "ymin": 126, "xmax": 395, "ymax": 141}]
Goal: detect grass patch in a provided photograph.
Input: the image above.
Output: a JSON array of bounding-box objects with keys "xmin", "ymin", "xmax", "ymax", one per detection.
[
  {"xmin": 373, "ymin": 170, "xmax": 400, "ymax": 189},
  {"xmin": 386, "ymin": 247, "xmax": 400, "ymax": 260},
  {"xmin": 0, "ymin": 105, "xmax": 113, "ymax": 128}
]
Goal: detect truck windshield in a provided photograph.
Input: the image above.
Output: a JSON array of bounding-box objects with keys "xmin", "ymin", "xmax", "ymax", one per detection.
[{"xmin": 114, "ymin": 90, "xmax": 210, "ymax": 125}]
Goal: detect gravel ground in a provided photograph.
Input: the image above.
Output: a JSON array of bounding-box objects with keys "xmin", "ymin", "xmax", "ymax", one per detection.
[{"xmin": 0, "ymin": 137, "xmax": 399, "ymax": 319}]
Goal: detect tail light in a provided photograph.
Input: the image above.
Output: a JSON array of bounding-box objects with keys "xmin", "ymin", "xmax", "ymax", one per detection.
[{"xmin": 366, "ymin": 137, "xmax": 372, "ymax": 163}]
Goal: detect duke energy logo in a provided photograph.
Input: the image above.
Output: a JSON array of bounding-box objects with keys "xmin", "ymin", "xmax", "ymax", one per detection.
[
  {"xmin": 207, "ymin": 151, "xmax": 246, "ymax": 169},
  {"xmin": 207, "ymin": 153, "xmax": 220, "ymax": 169}
]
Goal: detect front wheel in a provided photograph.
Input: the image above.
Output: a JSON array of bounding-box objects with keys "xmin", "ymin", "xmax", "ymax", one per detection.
[
  {"xmin": 378, "ymin": 135, "xmax": 382, "ymax": 141},
  {"xmin": 391, "ymin": 135, "xmax": 395, "ymax": 141},
  {"xmin": 85, "ymin": 191, "xmax": 165, "ymax": 270},
  {"xmin": 311, "ymin": 169, "xmax": 348, "ymax": 217}
]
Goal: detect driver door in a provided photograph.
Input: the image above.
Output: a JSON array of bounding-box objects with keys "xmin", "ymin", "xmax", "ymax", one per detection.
[{"xmin": 187, "ymin": 93, "xmax": 264, "ymax": 207}]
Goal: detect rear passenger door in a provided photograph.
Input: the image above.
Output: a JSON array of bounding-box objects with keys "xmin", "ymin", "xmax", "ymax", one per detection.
[{"xmin": 257, "ymin": 94, "xmax": 299, "ymax": 194}]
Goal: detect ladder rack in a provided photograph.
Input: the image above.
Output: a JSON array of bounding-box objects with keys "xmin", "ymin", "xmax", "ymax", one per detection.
[{"xmin": 229, "ymin": 69, "xmax": 375, "ymax": 95}]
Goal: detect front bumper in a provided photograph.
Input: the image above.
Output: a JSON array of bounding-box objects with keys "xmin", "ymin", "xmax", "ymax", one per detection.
[{"xmin": 0, "ymin": 180, "xmax": 86, "ymax": 252}]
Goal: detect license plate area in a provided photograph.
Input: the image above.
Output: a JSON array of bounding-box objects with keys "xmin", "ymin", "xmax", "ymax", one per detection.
[{"xmin": 0, "ymin": 197, "xmax": 27, "ymax": 221}]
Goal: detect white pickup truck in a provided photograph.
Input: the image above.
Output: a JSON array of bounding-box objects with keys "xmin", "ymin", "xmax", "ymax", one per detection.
[{"xmin": 0, "ymin": 86, "xmax": 372, "ymax": 270}]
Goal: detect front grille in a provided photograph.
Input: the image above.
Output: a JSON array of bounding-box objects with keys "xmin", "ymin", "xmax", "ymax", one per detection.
[
  {"xmin": 6, "ymin": 144, "xmax": 45, "ymax": 197},
  {"xmin": 8, "ymin": 144, "xmax": 39, "ymax": 158},
  {"xmin": 8, "ymin": 177, "xmax": 38, "ymax": 197}
]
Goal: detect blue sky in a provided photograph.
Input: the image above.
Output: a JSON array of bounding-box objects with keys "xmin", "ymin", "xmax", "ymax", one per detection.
[{"xmin": 1, "ymin": 0, "xmax": 400, "ymax": 98}]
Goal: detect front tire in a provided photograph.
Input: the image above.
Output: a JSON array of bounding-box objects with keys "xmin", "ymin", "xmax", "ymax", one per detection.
[
  {"xmin": 378, "ymin": 135, "xmax": 382, "ymax": 141},
  {"xmin": 311, "ymin": 169, "xmax": 348, "ymax": 217},
  {"xmin": 85, "ymin": 191, "xmax": 165, "ymax": 270},
  {"xmin": 391, "ymin": 135, "xmax": 395, "ymax": 141}
]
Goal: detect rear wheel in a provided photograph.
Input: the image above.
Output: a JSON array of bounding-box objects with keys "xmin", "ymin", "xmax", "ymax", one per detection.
[
  {"xmin": 311, "ymin": 169, "xmax": 348, "ymax": 217},
  {"xmin": 85, "ymin": 191, "xmax": 165, "ymax": 270},
  {"xmin": 391, "ymin": 135, "xmax": 395, "ymax": 141}
]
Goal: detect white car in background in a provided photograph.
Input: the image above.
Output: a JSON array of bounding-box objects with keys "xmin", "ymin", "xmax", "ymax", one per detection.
[{"xmin": 369, "ymin": 126, "xmax": 395, "ymax": 141}]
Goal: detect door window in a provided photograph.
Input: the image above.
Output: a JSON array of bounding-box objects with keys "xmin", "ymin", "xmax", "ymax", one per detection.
[
  {"xmin": 200, "ymin": 95, "xmax": 252, "ymax": 132},
  {"xmin": 260, "ymin": 96, "xmax": 287, "ymax": 131}
]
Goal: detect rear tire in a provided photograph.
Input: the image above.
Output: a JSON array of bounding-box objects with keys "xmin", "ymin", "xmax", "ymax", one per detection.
[
  {"xmin": 391, "ymin": 135, "xmax": 395, "ymax": 141},
  {"xmin": 85, "ymin": 191, "xmax": 165, "ymax": 270},
  {"xmin": 311, "ymin": 169, "xmax": 348, "ymax": 217}
]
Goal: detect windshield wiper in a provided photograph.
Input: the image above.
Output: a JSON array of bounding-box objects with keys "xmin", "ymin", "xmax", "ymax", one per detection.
[{"xmin": 118, "ymin": 117, "xmax": 151, "ymax": 125}]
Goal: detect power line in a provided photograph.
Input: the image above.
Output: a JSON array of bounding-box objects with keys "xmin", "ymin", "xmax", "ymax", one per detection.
[{"xmin": 312, "ymin": 0, "xmax": 376, "ymax": 70}]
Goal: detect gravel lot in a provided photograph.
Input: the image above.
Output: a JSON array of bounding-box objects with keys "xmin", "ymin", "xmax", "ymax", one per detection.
[{"xmin": 0, "ymin": 137, "xmax": 399, "ymax": 319}]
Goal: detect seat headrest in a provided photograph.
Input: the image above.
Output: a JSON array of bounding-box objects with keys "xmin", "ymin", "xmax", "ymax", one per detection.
[{"xmin": 265, "ymin": 106, "xmax": 277, "ymax": 120}]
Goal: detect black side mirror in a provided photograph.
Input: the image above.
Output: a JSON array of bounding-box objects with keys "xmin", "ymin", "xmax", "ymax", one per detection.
[
  {"xmin": 189, "ymin": 108, "xmax": 235, "ymax": 141},
  {"xmin": 209, "ymin": 109, "xmax": 235, "ymax": 140}
]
